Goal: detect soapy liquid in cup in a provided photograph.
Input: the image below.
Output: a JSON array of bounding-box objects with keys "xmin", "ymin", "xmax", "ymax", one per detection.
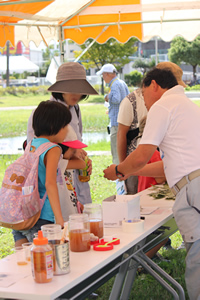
[
  {"xmin": 90, "ymin": 219, "xmax": 104, "ymax": 238},
  {"xmin": 69, "ymin": 229, "xmax": 90, "ymax": 252}
]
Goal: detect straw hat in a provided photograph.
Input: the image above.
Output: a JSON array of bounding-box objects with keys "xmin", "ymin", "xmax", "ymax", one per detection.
[
  {"xmin": 156, "ymin": 62, "xmax": 186, "ymax": 87},
  {"xmin": 48, "ymin": 62, "xmax": 98, "ymax": 95}
]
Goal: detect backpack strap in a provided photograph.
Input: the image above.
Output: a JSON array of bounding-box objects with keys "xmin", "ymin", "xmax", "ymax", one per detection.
[
  {"xmin": 25, "ymin": 140, "xmax": 61, "ymax": 157},
  {"xmin": 35, "ymin": 142, "xmax": 59, "ymax": 156},
  {"xmin": 27, "ymin": 141, "xmax": 61, "ymax": 208}
]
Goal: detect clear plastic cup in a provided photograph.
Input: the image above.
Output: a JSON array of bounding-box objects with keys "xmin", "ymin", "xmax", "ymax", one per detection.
[
  {"xmin": 14, "ymin": 246, "xmax": 28, "ymax": 266},
  {"xmin": 22, "ymin": 242, "xmax": 32, "ymax": 262},
  {"xmin": 41, "ymin": 224, "xmax": 62, "ymax": 241}
]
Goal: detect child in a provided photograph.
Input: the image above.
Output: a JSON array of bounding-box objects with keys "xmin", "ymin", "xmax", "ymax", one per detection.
[
  {"xmin": 57, "ymin": 125, "xmax": 88, "ymax": 219},
  {"xmin": 27, "ymin": 62, "xmax": 98, "ymax": 206},
  {"xmin": 136, "ymin": 116, "xmax": 166, "ymax": 192},
  {"xmin": 13, "ymin": 101, "xmax": 79, "ymax": 246}
]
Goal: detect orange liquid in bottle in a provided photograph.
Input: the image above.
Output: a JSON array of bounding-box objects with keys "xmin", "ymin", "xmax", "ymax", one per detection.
[
  {"xmin": 32, "ymin": 251, "xmax": 53, "ymax": 283},
  {"xmin": 78, "ymin": 174, "xmax": 90, "ymax": 182},
  {"xmin": 78, "ymin": 156, "xmax": 90, "ymax": 182},
  {"xmin": 90, "ymin": 220, "xmax": 104, "ymax": 238},
  {"xmin": 69, "ymin": 229, "xmax": 90, "ymax": 252}
]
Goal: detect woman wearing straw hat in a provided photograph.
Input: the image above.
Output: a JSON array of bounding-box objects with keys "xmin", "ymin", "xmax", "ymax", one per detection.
[{"xmin": 27, "ymin": 62, "xmax": 98, "ymax": 207}]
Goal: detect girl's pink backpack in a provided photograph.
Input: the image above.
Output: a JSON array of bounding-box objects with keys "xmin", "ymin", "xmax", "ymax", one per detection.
[{"xmin": 0, "ymin": 141, "xmax": 55, "ymax": 230}]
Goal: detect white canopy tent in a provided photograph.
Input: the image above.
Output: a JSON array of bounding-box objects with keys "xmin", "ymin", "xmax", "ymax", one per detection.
[{"xmin": 0, "ymin": 55, "xmax": 39, "ymax": 74}]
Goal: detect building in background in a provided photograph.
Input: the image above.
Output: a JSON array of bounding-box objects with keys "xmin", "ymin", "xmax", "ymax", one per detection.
[{"xmin": 0, "ymin": 39, "xmax": 199, "ymax": 86}]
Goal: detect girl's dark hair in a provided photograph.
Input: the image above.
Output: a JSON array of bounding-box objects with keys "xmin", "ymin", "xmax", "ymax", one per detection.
[
  {"xmin": 33, "ymin": 100, "xmax": 72, "ymax": 137},
  {"xmin": 52, "ymin": 92, "xmax": 65, "ymax": 102},
  {"xmin": 52, "ymin": 92, "xmax": 88, "ymax": 102},
  {"xmin": 142, "ymin": 68, "xmax": 178, "ymax": 89}
]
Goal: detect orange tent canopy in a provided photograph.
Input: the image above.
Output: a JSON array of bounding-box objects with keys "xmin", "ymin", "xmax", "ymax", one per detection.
[
  {"xmin": 0, "ymin": 0, "xmax": 54, "ymax": 47},
  {"xmin": 0, "ymin": 0, "xmax": 200, "ymax": 48}
]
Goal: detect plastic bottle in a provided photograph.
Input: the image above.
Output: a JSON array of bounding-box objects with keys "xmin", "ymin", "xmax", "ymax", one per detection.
[
  {"xmin": 78, "ymin": 156, "xmax": 90, "ymax": 182},
  {"xmin": 83, "ymin": 203, "xmax": 104, "ymax": 238},
  {"xmin": 69, "ymin": 213, "xmax": 90, "ymax": 252},
  {"xmin": 31, "ymin": 230, "xmax": 53, "ymax": 283}
]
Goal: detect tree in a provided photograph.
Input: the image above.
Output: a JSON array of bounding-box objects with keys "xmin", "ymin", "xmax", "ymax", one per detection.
[
  {"xmin": 74, "ymin": 38, "xmax": 138, "ymax": 94},
  {"xmin": 132, "ymin": 58, "xmax": 156, "ymax": 75},
  {"xmin": 168, "ymin": 36, "xmax": 200, "ymax": 81},
  {"xmin": 124, "ymin": 70, "xmax": 143, "ymax": 87}
]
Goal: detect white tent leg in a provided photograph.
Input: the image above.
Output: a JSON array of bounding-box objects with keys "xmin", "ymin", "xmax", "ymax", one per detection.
[{"xmin": 58, "ymin": 26, "xmax": 64, "ymax": 63}]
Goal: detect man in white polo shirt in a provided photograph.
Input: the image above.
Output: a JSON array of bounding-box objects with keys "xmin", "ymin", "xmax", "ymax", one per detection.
[{"xmin": 104, "ymin": 67, "xmax": 200, "ymax": 299}]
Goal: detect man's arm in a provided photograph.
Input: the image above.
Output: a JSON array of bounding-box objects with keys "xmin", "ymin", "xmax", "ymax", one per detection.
[
  {"xmin": 103, "ymin": 144, "xmax": 158, "ymax": 180},
  {"xmin": 108, "ymin": 82, "xmax": 122, "ymax": 104},
  {"xmin": 117, "ymin": 123, "xmax": 130, "ymax": 163},
  {"xmin": 130, "ymin": 161, "xmax": 165, "ymax": 178}
]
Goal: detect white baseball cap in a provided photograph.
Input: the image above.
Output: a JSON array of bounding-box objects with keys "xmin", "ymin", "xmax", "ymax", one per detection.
[{"xmin": 96, "ymin": 64, "xmax": 117, "ymax": 75}]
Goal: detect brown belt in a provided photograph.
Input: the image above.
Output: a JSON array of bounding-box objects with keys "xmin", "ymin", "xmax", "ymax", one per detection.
[{"xmin": 171, "ymin": 169, "xmax": 200, "ymax": 196}]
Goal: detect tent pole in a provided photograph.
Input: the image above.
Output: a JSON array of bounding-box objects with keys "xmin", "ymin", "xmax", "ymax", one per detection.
[
  {"xmin": 58, "ymin": 26, "xmax": 64, "ymax": 63},
  {"xmin": 37, "ymin": 26, "xmax": 60, "ymax": 68},
  {"xmin": 74, "ymin": 26, "xmax": 108, "ymax": 62},
  {"xmin": 6, "ymin": 41, "xmax": 9, "ymax": 87},
  {"xmin": 63, "ymin": 18, "xmax": 200, "ymax": 30}
]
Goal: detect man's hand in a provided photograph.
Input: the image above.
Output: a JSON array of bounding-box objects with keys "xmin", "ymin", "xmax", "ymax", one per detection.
[{"xmin": 103, "ymin": 164, "xmax": 117, "ymax": 180}]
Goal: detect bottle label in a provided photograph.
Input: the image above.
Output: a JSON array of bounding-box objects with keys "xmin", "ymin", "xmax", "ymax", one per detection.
[
  {"xmin": 79, "ymin": 169, "xmax": 88, "ymax": 176},
  {"xmin": 46, "ymin": 251, "xmax": 53, "ymax": 279}
]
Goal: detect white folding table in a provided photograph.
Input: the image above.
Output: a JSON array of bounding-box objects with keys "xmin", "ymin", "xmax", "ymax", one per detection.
[{"xmin": 0, "ymin": 188, "xmax": 185, "ymax": 300}]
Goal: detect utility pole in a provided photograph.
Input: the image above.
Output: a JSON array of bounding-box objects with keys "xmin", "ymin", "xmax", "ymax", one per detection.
[{"xmin": 6, "ymin": 41, "xmax": 9, "ymax": 87}]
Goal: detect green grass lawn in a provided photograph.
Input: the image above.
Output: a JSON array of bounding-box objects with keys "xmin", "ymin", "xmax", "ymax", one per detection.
[
  {"xmin": 0, "ymin": 104, "xmax": 109, "ymax": 138},
  {"xmin": 0, "ymin": 95, "xmax": 107, "ymax": 138},
  {"xmin": 0, "ymin": 94, "xmax": 49, "ymax": 107},
  {"xmin": 0, "ymin": 94, "xmax": 104, "ymax": 107}
]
